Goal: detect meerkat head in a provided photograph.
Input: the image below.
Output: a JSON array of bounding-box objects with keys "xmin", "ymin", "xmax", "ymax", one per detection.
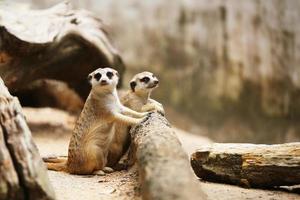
[
  {"xmin": 129, "ymin": 71, "xmax": 159, "ymax": 94},
  {"xmin": 87, "ymin": 67, "xmax": 119, "ymax": 91}
]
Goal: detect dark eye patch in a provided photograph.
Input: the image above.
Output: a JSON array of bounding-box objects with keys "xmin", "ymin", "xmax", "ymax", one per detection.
[
  {"xmin": 140, "ymin": 77, "xmax": 150, "ymax": 83},
  {"xmin": 130, "ymin": 81, "xmax": 137, "ymax": 92},
  {"xmin": 106, "ymin": 71, "xmax": 113, "ymax": 79},
  {"xmin": 94, "ymin": 73, "xmax": 102, "ymax": 81}
]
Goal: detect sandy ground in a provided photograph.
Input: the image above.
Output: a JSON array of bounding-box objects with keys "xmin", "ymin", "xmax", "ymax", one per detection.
[{"xmin": 23, "ymin": 107, "xmax": 300, "ymax": 200}]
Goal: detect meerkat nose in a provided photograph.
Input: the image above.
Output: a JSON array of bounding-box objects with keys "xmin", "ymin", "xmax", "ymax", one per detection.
[
  {"xmin": 154, "ymin": 80, "xmax": 159, "ymax": 85},
  {"xmin": 100, "ymin": 80, "xmax": 108, "ymax": 85}
]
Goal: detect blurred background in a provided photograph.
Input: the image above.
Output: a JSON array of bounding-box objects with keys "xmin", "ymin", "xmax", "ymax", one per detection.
[{"xmin": 5, "ymin": 0, "xmax": 300, "ymax": 143}]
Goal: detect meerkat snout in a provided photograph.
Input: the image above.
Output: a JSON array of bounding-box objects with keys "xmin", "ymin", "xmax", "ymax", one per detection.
[{"xmin": 100, "ymin": 79, "xmax": 108, "ymax": 85}]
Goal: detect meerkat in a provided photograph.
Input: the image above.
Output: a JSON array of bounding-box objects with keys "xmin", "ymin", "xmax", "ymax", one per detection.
[
  {"xmin": 107, "ymin": 71, "xmax": 164, "ymax": 168},
  {"xmin": 44, "ymin": 67, "xmax": 149, "ymax": 175}
]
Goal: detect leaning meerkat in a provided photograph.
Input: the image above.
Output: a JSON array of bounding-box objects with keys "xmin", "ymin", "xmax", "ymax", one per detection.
[
  {"xmin": 124, "ymin": 71, "xmax": 164, "ymax": 114},
  {"xmin": 44, "ymin": 67, "xmax": 148, "ymax": 175},
  {"xmin": 107, "ymin": 71, "xmax": 164, "ymax": 168}
]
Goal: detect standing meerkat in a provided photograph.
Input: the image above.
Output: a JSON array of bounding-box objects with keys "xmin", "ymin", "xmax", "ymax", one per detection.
[
  {"xmin": 107, "ymin": 71, "xmax": 164, "ymax": 168},
  {"xmin": 44, "ymin": 68, "xmax": 149, "ymax": 175}
]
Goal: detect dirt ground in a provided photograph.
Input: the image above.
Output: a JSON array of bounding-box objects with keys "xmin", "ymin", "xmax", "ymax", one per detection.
[{"xmin": 23, "ymin": 107, "xmax": 300, "ymax": 200}]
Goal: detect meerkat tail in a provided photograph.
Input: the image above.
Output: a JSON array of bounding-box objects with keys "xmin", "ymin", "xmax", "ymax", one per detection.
[
  {"xmin": 43, "ymin": 156, "xmax": 67, "ymax": 163},
  {"xmin": 46, "ymin": 161, "xmax": 67, "ymax": 172},
  {"xmin": 43, "ymin": 156, "xmax": 68, "ymax": 172}
]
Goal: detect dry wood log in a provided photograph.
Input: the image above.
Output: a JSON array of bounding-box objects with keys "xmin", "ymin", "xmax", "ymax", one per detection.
[
  {"xmin": 0, "ymin": 2, "xmax": 125, "ymax": 99},
  {"xmin": 0, "ymin": 77, "xmax": 55, "ymax": 200},
  {"xmin": 16, "ymin": 79, "xmax": 84, "ymax": 114},
  {"xmin": 0, "ymin": 119, "xmax": 22, "ymax": 200},
  {"xmin": 130, "ymin": 113, "xmax": 207, "ymax": 200},
  {"xmin": 191, "ymin": 143, "xmax": 300, "ymax": 188}
]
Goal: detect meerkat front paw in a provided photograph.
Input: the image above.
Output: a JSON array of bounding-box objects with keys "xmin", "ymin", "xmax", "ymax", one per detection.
[
  {"xmin": 137, "ymin": 111, "xmax": 149, "ymax": 118},
  {"xmin": 137, "ymin": 116, "xmax": 147, "ymax": 124},
  {"xmin": 152, "ymin": 103, "xmax": 165, "ymax": 116},
  {"xmin": 135, "ymin": 114, "xmax": 151, "ymax": 124},
  {"xmin": 156, "ymin": 105, "xmax": 165, "ymax": 116},
  {"xmin": 144, "ymin": 112, "xmax": 153, "ymax": 121},
  {"xmin": 141, "ymin": 104, "xmax": 153, "ymax": 112},
  {"xmin": 141, "ymin": 103, "xmax": 165, "ymax": 116}
]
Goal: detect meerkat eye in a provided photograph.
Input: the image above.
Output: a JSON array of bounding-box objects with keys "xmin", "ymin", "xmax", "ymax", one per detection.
[
  {"xmin": 94, "ymin": 73, "xmax": 102, "ymax": 81},
  {"xmin": 106, "ymin": 71, "xmax": 113, "ymax": 79},
  {"xmin": 140, "ymin": 77, "xmax": 150, "ymax": 83}
]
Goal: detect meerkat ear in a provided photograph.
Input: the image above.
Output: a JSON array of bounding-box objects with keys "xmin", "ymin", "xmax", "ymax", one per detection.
[
  {"xmin": 116, "ymin": 71, "xmax": 119, "ymax": 77},
  {"xmin": 87, "ymin": 75, "xmax": 92, "ymax": 83},
  {"xmin": 130, "ymin": 81, "xmax": 137, "ymax": 92}
]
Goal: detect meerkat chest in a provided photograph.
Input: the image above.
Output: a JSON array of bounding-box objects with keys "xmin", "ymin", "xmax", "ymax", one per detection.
[
  {"xmin": 94, "ymin": 92, "xmax": 122, "ymax": 113},
  {"xmin": 128, "ymin": 98, "xmax": 146, "ymax": 111},
  {"xmin": 105, "ymin": 101, "xmax": 121, "ymax": 113},
  {"xmin": 90, "ymin": 121, "xmax": 114, "ymax": 134},
  {"xmin": 88, "ymin": 120, "xmax": 116, "ymax": 149}
]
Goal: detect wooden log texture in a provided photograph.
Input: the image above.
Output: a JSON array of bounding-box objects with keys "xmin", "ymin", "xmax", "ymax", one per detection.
[
  {"xmin": 0, "ymin": 119, "xmax": 22, "ymax": 199},
  {"xmin": 191, "ymin": 143, "xmax": 300, "ymax": 188},
  {"xmin": 0, "ymin": 2, "xmax": 125, "ymax": 99},
  {"xmin": 0, "ymin": 78, "xmax": 55, "ymax": 200},
  {"xmin": 130, "ymin": 113, "xmax": 207, "ymax": 200}
]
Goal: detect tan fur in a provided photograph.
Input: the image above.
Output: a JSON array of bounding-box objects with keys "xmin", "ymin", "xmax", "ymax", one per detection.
[
  {"xmin": 44, "ymin": 68, "xmax": 148, "ymax": 174},
  {"xmin": 107, "ymin": 71, "xmax": 164, "ymax": 168}
]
